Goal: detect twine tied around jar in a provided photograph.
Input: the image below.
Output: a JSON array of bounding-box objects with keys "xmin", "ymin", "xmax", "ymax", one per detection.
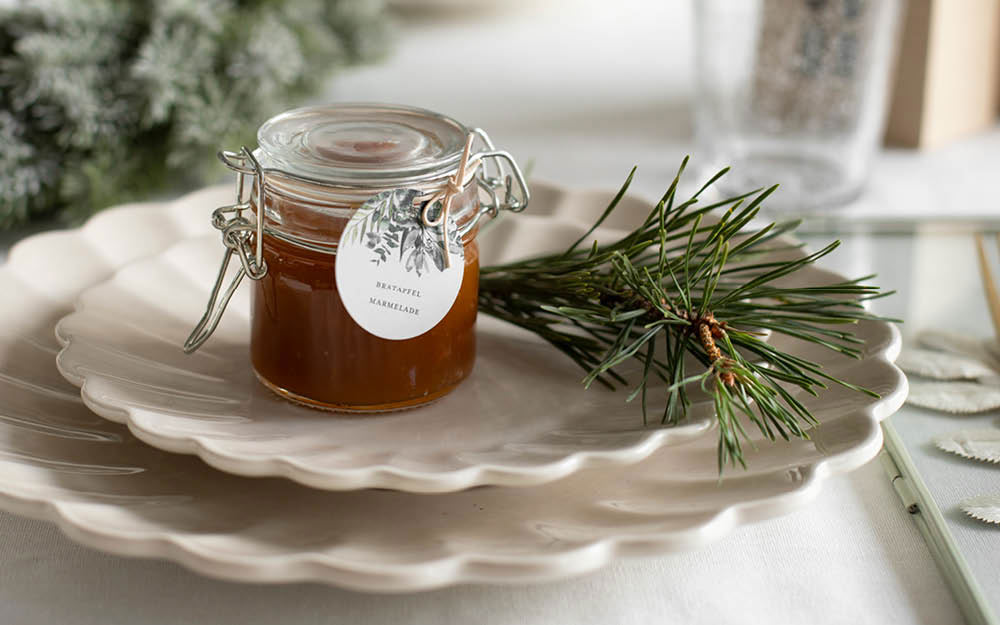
[{"xmin": 421, "ymin": 133, "xmax": 479, "ymax": 268}]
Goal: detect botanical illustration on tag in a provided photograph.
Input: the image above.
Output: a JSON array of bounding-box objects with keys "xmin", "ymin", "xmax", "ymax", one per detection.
[
  {"xmin": 336, "ymin": 189, "xmax": 464, "ymax": 340},
  {"xmin": 360, "ymin": 191, "xmax": 462, "ymax": 275}
]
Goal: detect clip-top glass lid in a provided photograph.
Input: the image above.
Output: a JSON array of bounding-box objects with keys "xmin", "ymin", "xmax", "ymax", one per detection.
[{"xmin": 255, "ymin": 103, "xmax": 470, "ymax": 184}]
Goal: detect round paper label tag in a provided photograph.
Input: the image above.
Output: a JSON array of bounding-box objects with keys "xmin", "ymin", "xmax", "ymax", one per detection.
[{"xmin": 335, "ymin": 189, "xmax": 465, "ymax": 341}]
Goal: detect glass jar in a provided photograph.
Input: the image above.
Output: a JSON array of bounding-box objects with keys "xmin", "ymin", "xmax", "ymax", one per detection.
[{"xmin": 185, "ymin": 103, "xmax": 529, "ymax": 412}]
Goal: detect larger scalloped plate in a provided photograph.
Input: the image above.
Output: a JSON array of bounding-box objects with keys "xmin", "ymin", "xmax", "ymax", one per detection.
[{"xmin": 0, "ymin": 183, "xmax": 904, "ymax": 591}]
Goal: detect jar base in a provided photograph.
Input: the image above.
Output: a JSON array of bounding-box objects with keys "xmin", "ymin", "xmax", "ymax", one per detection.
[{"xmin": 252, "ymin": 368, "xmax": 458, "ymax": 413}]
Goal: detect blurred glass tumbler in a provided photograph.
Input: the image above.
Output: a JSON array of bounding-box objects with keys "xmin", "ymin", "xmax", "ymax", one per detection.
[{"xmin": 694, "ymin": 0, "xmax": 902, "ymax": 212}]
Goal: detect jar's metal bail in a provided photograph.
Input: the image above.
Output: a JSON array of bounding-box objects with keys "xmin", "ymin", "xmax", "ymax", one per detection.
[
  {"xmin": 467, "ymin": 128, "xmax": 530, "ymax": 221},
  {"xmin": 184, "ymin": 128, "xmax": 529, "ymax": 353}
]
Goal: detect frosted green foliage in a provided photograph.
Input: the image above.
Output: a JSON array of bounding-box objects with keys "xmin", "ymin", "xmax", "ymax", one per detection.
[{"xmin": 0, "ymin": 0, "xmax": 388, "ymax": 229}]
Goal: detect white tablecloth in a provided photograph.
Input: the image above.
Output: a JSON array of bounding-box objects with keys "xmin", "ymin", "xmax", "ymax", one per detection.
[
  {"xmin": 0, "ymin": 2, "xmax": 972, "ymax": 623},
  {"xmin": 0, "ymin": 463, "xmax": 958, "ymax": 625}
]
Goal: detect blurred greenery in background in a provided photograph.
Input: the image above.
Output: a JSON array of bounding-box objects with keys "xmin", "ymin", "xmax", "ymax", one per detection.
[{"xmin": 0, "ymin": 0, "xmax": 388, "ymax": 229}]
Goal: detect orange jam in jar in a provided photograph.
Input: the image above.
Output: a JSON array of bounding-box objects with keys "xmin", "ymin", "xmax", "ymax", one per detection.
[{"xmin": 186, "ymin": 104, "xmax": 528, "ymax": 412}]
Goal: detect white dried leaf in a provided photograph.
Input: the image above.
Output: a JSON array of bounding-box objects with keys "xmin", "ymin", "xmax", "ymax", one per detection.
[
  {"xmin": 933, "ymin": 429, "xmax": 1000, "ymax": 463},
  {"xmin": 896, "ymin": 347, "xmax": 995, "ymax": 381},
  {"xmin": 960, "ymin": 495, "xmax": 1000, "ymax": 525},
  {"xmin": 906, "ymin": 380, "xmax": 1000, "ymax": 414}
]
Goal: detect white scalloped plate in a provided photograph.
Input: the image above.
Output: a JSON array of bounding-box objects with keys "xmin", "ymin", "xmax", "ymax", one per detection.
[
  {"xmin": 55, "ymin": 182, "xmax": 865, "ymax": 492},
  {"xmin": 0, "ymin": 183, "xmax": 905, "ymax": 590}
]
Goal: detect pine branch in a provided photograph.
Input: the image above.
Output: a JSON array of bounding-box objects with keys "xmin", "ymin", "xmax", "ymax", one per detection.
[{"xmin": 478, "ymin": 159, "xmax": 898, "ymax": 472}]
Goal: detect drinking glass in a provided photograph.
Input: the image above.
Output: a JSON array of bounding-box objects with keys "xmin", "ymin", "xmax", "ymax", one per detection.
[{"xmin": 694, "ymin": 0, "xmax": 903, "ymax": 212}]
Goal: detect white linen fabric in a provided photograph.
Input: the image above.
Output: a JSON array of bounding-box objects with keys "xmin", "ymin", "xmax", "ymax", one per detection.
[{"xmin": 0, "ymin": 465, "xmax": 959, "ymax": 625}]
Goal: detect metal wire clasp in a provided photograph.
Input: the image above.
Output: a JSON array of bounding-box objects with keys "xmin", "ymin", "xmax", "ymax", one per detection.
[
  {"xmin": 183, "ymin": 147, "xmax": 267, "ymax": 353},
  {"xmin": 469, "ymin": 128, "xmax": 530, "ymax": 222}
]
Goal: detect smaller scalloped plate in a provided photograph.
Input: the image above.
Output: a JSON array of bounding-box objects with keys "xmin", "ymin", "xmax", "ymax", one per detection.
[{"xmin": 53, "ymin": 186, "xmax": 891, "ymax": 493}]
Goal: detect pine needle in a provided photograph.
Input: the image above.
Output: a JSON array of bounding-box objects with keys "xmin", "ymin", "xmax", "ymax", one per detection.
[{"xmin": 478, "ymin": 161, "xmax": 895, "ymax": 472}]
